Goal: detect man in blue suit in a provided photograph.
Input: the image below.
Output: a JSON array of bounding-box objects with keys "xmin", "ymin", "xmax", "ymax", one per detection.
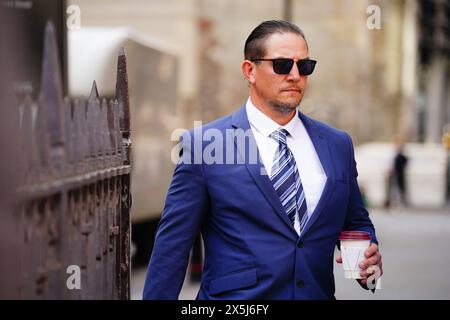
[{"xmin": 143, "ymin": 20, "xmax": 383, "ymax": 300}]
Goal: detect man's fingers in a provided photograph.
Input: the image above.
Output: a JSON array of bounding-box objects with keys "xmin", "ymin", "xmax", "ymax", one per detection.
[
  {"xmin": 365, "ymin": 243, "xmax": 378, "ymax": 258},
  {"xmin": 360, "ymin": 267, "xmax": 376, "ymax": 278},
  {"xmin": 359, "ymin": 254, "xmax": 378, "ymax": 269},
  {"xmin": 336, "ymin": 255, "xmax": 342, "ymax": 264},
  {"xmin": 360, "ymin": 250, "xmax": 382, "ymax": 269}
]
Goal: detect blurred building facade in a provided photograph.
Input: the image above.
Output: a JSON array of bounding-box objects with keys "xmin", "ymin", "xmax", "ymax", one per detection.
[{"xmin": 67, "ymin": 0, "xmax": 449, "ymax": 146}]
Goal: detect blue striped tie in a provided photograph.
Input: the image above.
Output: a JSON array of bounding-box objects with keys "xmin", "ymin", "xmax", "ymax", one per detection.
[{"xmin": 270, "ymin": 128, "xmax": 308, "ymax": 231}]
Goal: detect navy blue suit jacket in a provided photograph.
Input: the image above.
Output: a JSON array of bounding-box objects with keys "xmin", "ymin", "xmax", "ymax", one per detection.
[{"xmin": 143, "ymin": 105, "xmax": 378, "ymax": 300}]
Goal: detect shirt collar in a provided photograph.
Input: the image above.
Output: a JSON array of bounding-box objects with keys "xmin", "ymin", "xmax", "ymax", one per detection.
[{"xmin": 245, "ymin": 97, "xmax": 302, "ymax": 140}]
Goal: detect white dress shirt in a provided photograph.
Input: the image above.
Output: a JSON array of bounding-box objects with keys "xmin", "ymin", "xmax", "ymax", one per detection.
[{"xmin": 246, "ymin": 98, "xmax": 327, "ymax": 235}]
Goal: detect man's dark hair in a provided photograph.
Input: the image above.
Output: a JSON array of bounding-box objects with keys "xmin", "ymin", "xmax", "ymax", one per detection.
[{"xmin": 244, "ymin": 20, "xmax": 307, "ymax": 60}]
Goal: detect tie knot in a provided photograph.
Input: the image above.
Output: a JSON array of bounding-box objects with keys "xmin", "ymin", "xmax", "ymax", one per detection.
[{"xmin": 270, "ymin": 128, "xmax": 289, "ymax": 145}]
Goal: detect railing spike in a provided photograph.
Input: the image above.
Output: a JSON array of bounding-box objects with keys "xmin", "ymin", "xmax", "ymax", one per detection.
[
  {"xmin": 115, "ymin": 48, "xmax": 131, "ymax": 166},
  {"xmin": 39, "ymin": 20, "xmax": 64, "ymax": 148},
  {"xmin": 89, "ymin": 80, "xmax": 99, "ymax": 101},
  {"xmin": 115, "ymin": 47, "xmax": 130, "ymax": 133}
]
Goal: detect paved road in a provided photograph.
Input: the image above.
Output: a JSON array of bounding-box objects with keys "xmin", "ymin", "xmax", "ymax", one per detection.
[{"xmin": 132, "ymin": 207, "xmax": 450, "ymax": 300}]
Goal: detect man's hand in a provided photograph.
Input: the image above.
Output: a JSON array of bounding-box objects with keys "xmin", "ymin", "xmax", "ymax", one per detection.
[{"xmin": 336, "ymin": 243, "xmax": 383, "ymax": 286}]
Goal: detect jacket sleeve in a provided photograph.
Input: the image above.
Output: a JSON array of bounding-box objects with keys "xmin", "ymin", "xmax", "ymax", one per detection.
[
  {"xmin": 342, "ymin": 133, "xmax": 378, "ymax": 245},
  {"xmin": 143, "ymin": 130, "xmax": 209, "ymax": 299},
  {"xmin": 341, "ymin": 133, "xmax": 379, "ymax": 292}
]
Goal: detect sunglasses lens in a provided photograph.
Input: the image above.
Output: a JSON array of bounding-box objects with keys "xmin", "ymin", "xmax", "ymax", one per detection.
[
  {"xmin": 273, "ymin": 59, "xmax": 294, "ymax": 74},
  {"xmin": 299, "ymin": 60, "xmax": 316, "ymax": 75},
  {"xmin": 269, "ymin": 59, "xmax": 316, "ymax": 75}
]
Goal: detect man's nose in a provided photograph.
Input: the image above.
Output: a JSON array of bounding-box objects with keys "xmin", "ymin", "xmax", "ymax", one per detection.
[{"xmin": 287, "ymin": 62, "xmax": 301, "ymax": 81}]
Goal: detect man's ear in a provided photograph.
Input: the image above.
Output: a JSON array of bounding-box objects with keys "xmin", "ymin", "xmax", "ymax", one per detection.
[{"xmin": 241, "ymin": 60, "xmax": 256, "ymax": 84}]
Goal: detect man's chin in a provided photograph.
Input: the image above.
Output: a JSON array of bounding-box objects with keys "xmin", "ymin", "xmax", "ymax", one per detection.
[
  {"xmin": 279, "ymin": 96, "xmax": 302, "ymax": 106},
  {"xmin": 269, "ymin": 100, "xmax": 300, "ymax": 115}
]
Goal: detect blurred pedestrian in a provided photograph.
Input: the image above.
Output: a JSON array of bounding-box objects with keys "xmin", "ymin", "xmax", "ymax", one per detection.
[
  {"xmin": 385, "ymin": 144, "xmax": 408, "ymax": 208},
  {"xmin": 393, "ymin": 144, "xmax": 408, "ymax": 206}
]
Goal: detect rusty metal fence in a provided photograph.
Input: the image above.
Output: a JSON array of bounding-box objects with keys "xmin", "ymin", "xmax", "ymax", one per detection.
[{"xmin": 2, "ymin": 21, "xmax": 132, "ymax": 299}]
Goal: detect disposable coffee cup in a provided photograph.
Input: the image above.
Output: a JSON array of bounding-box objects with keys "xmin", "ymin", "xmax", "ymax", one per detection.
[{"xmin": 339, "ymin": 231, "xmax": 371, "ymax": 279}]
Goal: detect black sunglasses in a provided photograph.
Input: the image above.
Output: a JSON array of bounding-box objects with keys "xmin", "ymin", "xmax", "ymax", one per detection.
[{"xmin": 250, "ymin": 58, "xmax": 317, "ymax": 75}]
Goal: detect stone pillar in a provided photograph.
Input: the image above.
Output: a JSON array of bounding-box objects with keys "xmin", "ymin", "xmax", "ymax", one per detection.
[
  {"xmin": 425, "ymin": 56, "xmax": 447, "ymax": 143},
  {"xmin": 399, "ymin": 0, "xmax": 419, "ymax": 142}
]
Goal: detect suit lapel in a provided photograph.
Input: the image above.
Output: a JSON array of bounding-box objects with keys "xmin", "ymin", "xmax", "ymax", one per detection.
[
  {"xmin": 231, "ymin": 106, "xmax": 298, "ymax": 236},
  {"xmin": 230, "ymin": 106, "xmax": 336, "ymax": 239},
  {"xmin": 297, "ymin": 112, "xmax": 335, "ymax": 240}
]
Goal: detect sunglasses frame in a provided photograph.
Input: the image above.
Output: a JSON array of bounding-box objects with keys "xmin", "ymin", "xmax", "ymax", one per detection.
[{"xmin": 250, "ymin": 58, "xmax": 317, "ymax": 75}]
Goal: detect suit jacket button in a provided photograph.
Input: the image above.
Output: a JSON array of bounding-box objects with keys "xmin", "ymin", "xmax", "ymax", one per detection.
[
  {"xmin": 297, "ymin": 241, "xmax": 304, "ymax": 248},
  {"xmin": 296, "ymin": 280, "xmax": 304, "ymax": 288}
]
